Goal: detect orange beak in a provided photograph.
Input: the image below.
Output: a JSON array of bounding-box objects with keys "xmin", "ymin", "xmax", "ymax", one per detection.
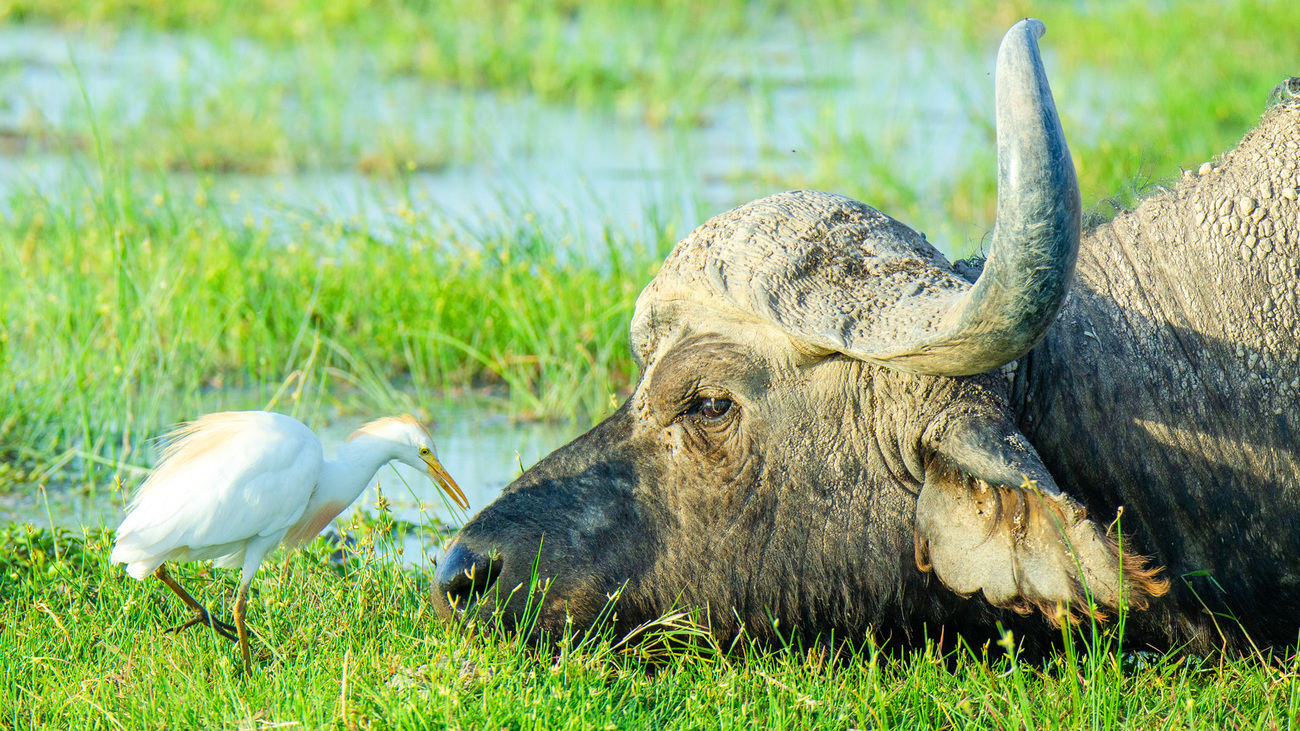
[{"xmin": 423, "ymin": 455, "xmax": 469, "ymax": 510}]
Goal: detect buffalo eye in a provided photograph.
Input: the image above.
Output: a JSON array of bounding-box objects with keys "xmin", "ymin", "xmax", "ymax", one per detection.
[{"xmin": 699, "ymin": 397, "xmax": 732, "ymax": 420}]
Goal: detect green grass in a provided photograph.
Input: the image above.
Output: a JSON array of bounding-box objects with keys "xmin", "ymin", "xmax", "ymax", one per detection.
[
  {"xmin": 3, "ymin": 36, "xmax": 472, "ymax": 176},
  {"xmin": 4, "ymin": 0, "xmax": 766, "ymax": 127},
  {"xmin": 129, "ymin": 46, "xmax": 458, "ymax": 176},
  {"xmin": 4, "ymin": 3, "xmax": 1300, "ymax": 724},
  {"xmin": 5, "ymin": 524, "xmax": 1300, "ymax": 729},
  {"xmin": 0, "ymin": 160, "xmax": 666, "ymax": 481}
]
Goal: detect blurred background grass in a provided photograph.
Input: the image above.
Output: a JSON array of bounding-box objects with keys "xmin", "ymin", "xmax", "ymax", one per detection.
[
  {"xmin": 6, "ymin": 0, "xmax": 1294, "ymax": 199},
  {"xmin": 1, "ymin": 0, "xmax": 1297, "ymax": 485}
]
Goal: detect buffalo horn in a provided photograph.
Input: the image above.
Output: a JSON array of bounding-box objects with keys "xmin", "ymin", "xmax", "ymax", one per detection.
[{"xmin": 872, "ymin": 18, "xmax": 1081, "ymax": 375}]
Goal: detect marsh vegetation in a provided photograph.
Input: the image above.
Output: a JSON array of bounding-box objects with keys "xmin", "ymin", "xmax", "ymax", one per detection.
[{"xmin": 4, "ymin": 0, "xmax": 1300, "ymax": 726}]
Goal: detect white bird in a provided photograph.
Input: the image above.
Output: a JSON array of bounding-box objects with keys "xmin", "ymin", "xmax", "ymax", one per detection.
[{"xmin": 110, "ymin": 411, "xmax": 467, "ymax": 672}]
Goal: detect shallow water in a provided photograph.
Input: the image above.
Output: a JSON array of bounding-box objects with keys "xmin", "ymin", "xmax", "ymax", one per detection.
[{"xmin": 0, "ymin": 22, "xmax": 1089, "ymax": 258}]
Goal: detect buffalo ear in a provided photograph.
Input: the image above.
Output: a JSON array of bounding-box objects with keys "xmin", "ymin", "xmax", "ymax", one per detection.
[{"xmin": 914, "ymin": 414, "xmax": 1168, "ymax": 622}]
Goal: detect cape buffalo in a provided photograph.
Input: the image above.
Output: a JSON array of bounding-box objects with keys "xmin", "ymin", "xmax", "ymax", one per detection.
[{"xmin": 435, "ymin": 19, "xmax": 1300, "ymax": 654}]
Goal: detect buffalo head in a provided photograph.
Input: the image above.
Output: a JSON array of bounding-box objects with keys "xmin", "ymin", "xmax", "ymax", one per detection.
[{"xmin": 434, "ymin": 19, "xmax": 1167, "ymax": 646}]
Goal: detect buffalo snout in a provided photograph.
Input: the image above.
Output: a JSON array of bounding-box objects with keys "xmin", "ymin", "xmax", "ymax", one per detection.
[
  {"xmin": 435, "ymin": 542, "xmax": 503, "ymax": 609},
  {"xmin": 432, "ymin": 404, "xmax": 661, "ymax": 634}
]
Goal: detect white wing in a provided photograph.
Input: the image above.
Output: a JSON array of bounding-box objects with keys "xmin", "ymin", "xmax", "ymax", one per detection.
[{"xmin": 111, "ymin": 412, "xmax": 323, "ymax": 575}]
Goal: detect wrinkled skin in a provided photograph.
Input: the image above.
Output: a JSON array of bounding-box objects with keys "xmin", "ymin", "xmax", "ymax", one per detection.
[
  {"xmin": 444, "ymin": 321, "xmax": 1050, "ymax": 647},
  {"xmin": 437, "ymin": 26, "xmax": 1300, "ymax": 654},
  {"xmin": 1020, "ymin": 103, "xmax": 1300, "ymax": 651}
]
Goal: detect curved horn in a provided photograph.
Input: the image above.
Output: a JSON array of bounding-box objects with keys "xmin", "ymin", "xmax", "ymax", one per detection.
[
  {"xmin": 873, "ymin": 18, "xmax": 1081, "ymax": 375},
  {"xmin": 630, "ymin": 20, "xmax": 1079, "ymax": 377}
]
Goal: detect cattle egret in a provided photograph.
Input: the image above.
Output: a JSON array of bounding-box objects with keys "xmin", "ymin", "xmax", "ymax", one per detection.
[{"xmin": 110, "ymin": 411, "xmax": 467, "ymax": 672}]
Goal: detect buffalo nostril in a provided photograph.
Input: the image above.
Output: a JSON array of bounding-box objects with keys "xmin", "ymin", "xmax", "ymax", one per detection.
[{"xmin": 435, "ymin": 542, "xmax": 503, "ymax": 609}]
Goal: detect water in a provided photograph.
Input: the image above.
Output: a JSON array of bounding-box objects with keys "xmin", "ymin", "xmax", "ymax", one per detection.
[
  {"xmin": 0, "ymin": 404, "xmax": 582, "ymax": 561},
  {"xmin": 0, "ymin": 22, "xmax": 1070, "ymax": 257}
]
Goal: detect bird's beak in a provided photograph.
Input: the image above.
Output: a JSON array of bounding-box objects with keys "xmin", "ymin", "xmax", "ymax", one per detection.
[{"xmin": 423, "ymin": 455, "xmax": 469, "ymax": 510}]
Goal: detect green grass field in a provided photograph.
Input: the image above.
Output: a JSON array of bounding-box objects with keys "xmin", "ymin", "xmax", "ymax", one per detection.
[
  {"xmin": 4, "ymin": 0, "xmax": 1300, "ymax": 726},
  {"xmin": 7, "ymin": 525, "xmax": 1300, "ymax": 729}
]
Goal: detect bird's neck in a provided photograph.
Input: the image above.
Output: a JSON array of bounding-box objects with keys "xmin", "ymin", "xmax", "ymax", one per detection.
[{"xmin": 316, "ymin": 434, "xmax": 400, "ymax": 507}]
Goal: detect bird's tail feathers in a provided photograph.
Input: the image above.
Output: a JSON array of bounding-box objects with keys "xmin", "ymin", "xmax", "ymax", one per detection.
[{"xmin": 109, "ymin": 542, "xmax": 167, "ymax": 580}]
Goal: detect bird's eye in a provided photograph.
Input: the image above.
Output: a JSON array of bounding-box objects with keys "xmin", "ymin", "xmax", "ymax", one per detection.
[
  {"xmin": 698, "ymin": 397, "xmax": 733, "ymax": 420},
  {"xmin": 419, "ymin": 446, "xmax": 431, "ymax": 456}
]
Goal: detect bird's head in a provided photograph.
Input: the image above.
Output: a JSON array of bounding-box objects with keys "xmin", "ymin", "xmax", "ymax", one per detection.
[{"xmin": 349, "ymin": 415, "xmax": 469, "ymax": 510}]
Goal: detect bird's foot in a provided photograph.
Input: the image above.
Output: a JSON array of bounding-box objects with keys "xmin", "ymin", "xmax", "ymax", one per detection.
[{"xmin": 167, "ymin": 609, "xmax": 238, "ymax": 642}]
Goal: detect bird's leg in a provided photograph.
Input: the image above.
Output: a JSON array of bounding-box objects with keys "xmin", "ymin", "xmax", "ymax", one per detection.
[
  {"xmin": 234, "ymin": 580, "xmax": 253, "ymax": 674},
  {"xmin": 279, "ymin": 552, "xmax": 293, "ymax": 585},
  {"xmin": 154, "ymin": 565, "xmax": 238, "ymax": 641}
]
